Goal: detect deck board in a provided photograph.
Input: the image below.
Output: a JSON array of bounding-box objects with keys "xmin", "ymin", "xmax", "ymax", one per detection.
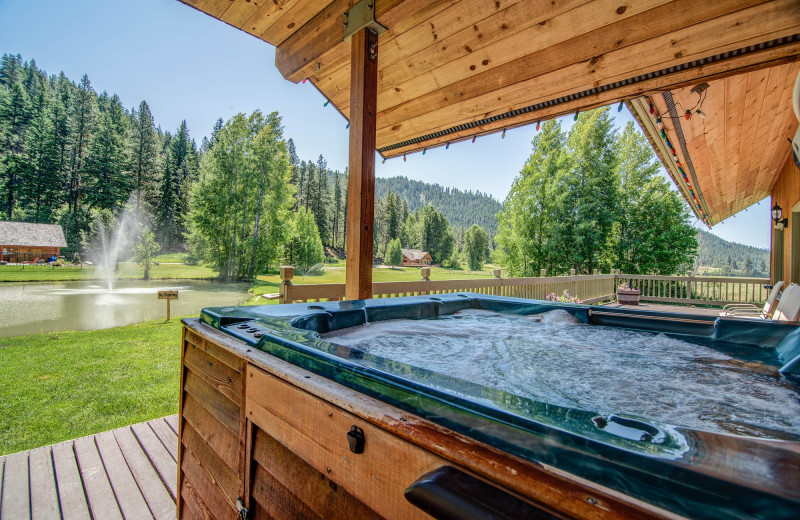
[
  {"xmin": 1, "ymin": 416, "xmax": 177, "ymax": 520},
  {"xmin": 148, "ymin": 417, "xmax": 179, "ymax": 462},
  {"xmin": 29, "ymin": 446, "xmax": 60, "ymax": 519},
  {"xmin": 1, "ymin": 450, "xmax": 30, "ymax": 519}
]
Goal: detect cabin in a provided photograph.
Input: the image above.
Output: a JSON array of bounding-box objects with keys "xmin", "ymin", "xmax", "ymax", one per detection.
[
  {"xmin": 400, "ymin": 248, "xmax": 431, "ymax": 266},
  {"xmin": 0, "ymin": 221, "xmax": 67, "ymax": 263}
]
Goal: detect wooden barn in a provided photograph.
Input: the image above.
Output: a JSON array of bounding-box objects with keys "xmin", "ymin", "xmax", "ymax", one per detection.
[
  {"xmin": 401, "ymin": 248, "xmax": 432, "ymax": 266},
  {"xmin": 0, "ymin": 221, "xmax": 67, "ymax": 263}
]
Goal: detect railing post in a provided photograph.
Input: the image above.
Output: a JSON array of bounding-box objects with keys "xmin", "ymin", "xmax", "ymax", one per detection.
[
  {"xmin": 420, "ymin": 266, "xmax": 431, "ymax": 295},
  {"xmin": 540, "ymin": 269, "xmax": 546, "ymax": 277},
  {"xmin": 279, "ymin": 265, "xmax": 294, "ymax": 304},
  {"xmin": 570, "ymin": 268, "xmax": 576, "ymax": 276},
  {"xmin": 493, "ymin": 268, "xmax": 502, "ymax": 296}
]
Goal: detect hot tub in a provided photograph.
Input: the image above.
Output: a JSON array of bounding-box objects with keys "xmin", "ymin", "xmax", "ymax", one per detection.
[{"xmin": 177, "ymin": 293, "xmax": 800, "ymax": 520}]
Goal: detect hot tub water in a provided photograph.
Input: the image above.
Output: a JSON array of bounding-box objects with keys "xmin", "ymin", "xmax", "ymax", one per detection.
[{"xmin": 322, "ymin": 309, "xmax": 800, "ymax": 439}]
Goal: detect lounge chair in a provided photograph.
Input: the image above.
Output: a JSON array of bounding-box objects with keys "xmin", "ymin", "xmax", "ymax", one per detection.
[
  {"xmin": 720, "ymin": 281, "xmax": 784, "ymax": 319},
  {"xmin": 772, "ymin": 283, "xmax": 800, "ymax": 322}
]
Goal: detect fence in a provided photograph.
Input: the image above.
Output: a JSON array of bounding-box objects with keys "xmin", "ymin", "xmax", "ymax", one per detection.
[
  {"xmin": 279, "ymin": 267, "xmax": 773, "ymax": 308},
  {"xmin": 280, "ymin": 266, "xmax": 615, "ymax": 304},
  {"xmin": 617, "ymin": 274, "xmax": 771, "ymax": 306}
]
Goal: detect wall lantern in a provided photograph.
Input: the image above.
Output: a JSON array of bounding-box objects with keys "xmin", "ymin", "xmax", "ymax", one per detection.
[{"xmin": 772, "ymin": 203, "xmax": 789, "ymax": 228}]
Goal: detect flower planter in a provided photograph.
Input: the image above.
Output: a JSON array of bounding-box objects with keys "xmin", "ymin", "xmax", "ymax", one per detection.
[{"xmin": 616, "ymin": 288, "xmax": 641, "ymax": 305}]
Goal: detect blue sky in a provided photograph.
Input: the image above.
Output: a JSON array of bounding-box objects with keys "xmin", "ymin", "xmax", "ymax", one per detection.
[{"xmin": 0, "ymin": 0, "xmax": 770, "ymax": 248}]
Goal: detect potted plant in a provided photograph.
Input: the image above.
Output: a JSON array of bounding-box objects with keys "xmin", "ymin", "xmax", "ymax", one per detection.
[{"xmin": 616, "ymin": 282, "xmax": 641, "ymax": 305}]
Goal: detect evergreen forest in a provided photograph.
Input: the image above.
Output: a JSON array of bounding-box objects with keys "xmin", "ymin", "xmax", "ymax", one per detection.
[{"xmin": 0, "ymin": 53, "xmax": 766, "ymax": 280}]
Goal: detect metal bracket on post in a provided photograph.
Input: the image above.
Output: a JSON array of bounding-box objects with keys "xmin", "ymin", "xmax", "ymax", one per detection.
[{"xmin": 343, "ymin": 0, "xmax": 387, "ymax": 41}]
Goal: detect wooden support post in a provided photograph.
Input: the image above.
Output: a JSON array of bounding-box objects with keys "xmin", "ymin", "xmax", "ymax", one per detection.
[
  {"xmin": 345, "ymin": 28, "xmax": 379, "ymax": 301},
  {"xmin": 280, "ymin": 266, "xmax": 294, "ymax": 304},
  {"xmin": 540, "ymin": 269, "xmax": 546, "ymax": 277},
  {"xmin": 420, "ymin": 267, "xmax": 431, "ymax": 281}
]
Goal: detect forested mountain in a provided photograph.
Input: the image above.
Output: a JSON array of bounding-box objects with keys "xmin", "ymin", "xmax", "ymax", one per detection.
[
  {"xmin": 375, "ymin": 176, "xmax": 501, "ymax": 234},
  {"xmin": 694, "ymin": 229, "xmax": 769, "ymax": 277}
]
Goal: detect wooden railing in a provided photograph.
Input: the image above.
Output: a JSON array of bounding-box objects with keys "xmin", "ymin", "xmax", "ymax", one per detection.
[
  {"xmin": 617, "ymin": 274, "xmax": 771, "ymax": 306},
  {"xmin": 279, "ymin": 266, "xmax": 615, "ymax": 305},
  {"xmin": 278, "ymin": 267, "xmax": 773, "ymax": 308}
]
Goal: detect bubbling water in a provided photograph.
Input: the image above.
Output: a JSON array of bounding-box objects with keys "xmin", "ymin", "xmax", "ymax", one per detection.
[{"xmin": 322, "ymin": 309, "xmax": 800, "ymax": 438}]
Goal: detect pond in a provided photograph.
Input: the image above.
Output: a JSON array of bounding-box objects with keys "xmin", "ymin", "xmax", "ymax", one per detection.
[{"xmin": 0, "ymin": 280, "xmax": 250, "ymax": 337}]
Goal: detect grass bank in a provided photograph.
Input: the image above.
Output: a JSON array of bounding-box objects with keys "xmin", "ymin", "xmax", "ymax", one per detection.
[
  {"xmin": 0, "ymin": 261, "xmax": 216, "ymax": 282},
  {"xmin": 0, "ymin": 317, "xmax": 183, "ymax": 455}
]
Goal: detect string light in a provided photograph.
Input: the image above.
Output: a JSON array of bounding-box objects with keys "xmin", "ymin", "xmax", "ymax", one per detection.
[
  {"xmin": 323, "ymin": 100, "xmax": 329, "ymax": 107},
  {"xmin": 501, "ymin": 129, "xmax": 506, "ymax": 139},
  {"xmin": 382, "ymin": 158, "xmax": 386, "ymax": 164},
  {"xmin": 422, "ymin": 148, "xmax": 426, "ymax": 155},
  {"xmin": 445, "ymin": 142, "xmax": 450, "ymax": 150},
  {"xmin": 403, "ymin": 154, "xmax": 406, "ymax": 162},
  {"xmin": 618, "ymin": 101, "xmax": 624, "ymax": 112},
  {"xmin": 302, "ymin": 78, "xmax": 307, "ymax": 83},
  {"xmin": 684, "ymin": 110, "xmax": 691, "ymax": 120},
  {"xmin": 536, "ymin": 121, "xmax": 540, "ymax": 131},
  {"xmin": 472, "ymin": 135, "xmax": 476, "ymax": 143},
  {"xmin": 346, "ymin": 122, "xmax": 350, "ymax": 129},
  {"xmin": 574, "ymin": 111, "xmax": 579, "ymax": 121},
  {"xmin": 649, "ymin": 101, "xmax": 654, "ymax": 114},
  {"xmin": 656, "ymin": 117, "xmax": 663, "ymax": 129}
]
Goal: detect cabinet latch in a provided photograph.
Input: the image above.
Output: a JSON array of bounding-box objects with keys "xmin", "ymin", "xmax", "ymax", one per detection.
[{"xmin": 347, "ymin": 425, "xmax": 365, "ymax": 454}]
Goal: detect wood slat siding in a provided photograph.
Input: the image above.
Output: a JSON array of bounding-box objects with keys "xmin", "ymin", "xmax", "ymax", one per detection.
[
  {"xmin": 178, "ymin": 323, "xmax": 246, "ymax": 519},
  {"xmin": 0, "ymin": 416, "xmax": 178, "ymax": 519},
  {"xmin": 179, "ymin": 318, "xmax": 688, "ymax": 520},
  {"xmin": 250, "ymin": 429, "xmax": 383, "ymax": 520},
  {"xmin": 770, "ymin": 155, "xmax": 800, "ymax": 284},
  {"xmin": 284, "ymin": 274, "xmax": 617, "ymax": 304}
]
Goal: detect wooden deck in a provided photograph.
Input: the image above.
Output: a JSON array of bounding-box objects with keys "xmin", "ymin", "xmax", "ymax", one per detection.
[
  {"xmin": 601, "ymin": 301, "xmax": 723, "ymax": 317},
  {"xmin": 0, "ymin": 415, "xmax": 178, "ymax": 519}
]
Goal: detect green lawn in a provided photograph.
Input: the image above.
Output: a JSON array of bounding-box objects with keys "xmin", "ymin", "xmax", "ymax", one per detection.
[
  {"xmin": 0, "ymin": 317, "xmax": 183, "ymax": 455},
  {"xmin": 0, "ymin": 261, "xmax": 216, "ymax": 282},
  {"xmin": 0, "ymin": 263, "xmax": 502, "ymax": 455}
]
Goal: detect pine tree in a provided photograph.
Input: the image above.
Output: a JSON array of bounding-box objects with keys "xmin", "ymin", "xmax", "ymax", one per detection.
[
  {"xmin": 67, "ymin": 74, "xmax": 96, "ymax": 213},
  {"xmin": 85, "ymin": 94, "xmax": 129, "ymax": 211},
  {"xmin": 333, "ymin": 172, "xmax": 342, "ymax": 248},
  {"xmin": 0, "ymin": 54, "xmax": 32, "ymax": 218},
  {"xmin": 20, "ymin": 79, "xmax": 61, "ymax": 221},
  {"xmin": 129, "ymin": 100, "xmax": 159, "ymax": 212},
  {"xmin": 313, "ymin": 155, "xmax": 330, "ymax": 244}
]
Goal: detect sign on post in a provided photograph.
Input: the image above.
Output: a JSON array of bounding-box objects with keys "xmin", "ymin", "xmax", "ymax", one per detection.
[{"xmin": 158, "ymin": 290, "xmax": 179, "ymax": 321}]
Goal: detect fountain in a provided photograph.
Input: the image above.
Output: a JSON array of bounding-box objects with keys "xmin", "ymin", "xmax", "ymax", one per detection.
[{"xmin": 93, "ymin": 204, "xmax": 142, "ymax": 291}]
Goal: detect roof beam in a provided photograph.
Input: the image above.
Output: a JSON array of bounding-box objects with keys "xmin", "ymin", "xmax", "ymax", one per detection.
[
  {"xmin": 275, "ymin": 0, "xmax": 441, "ymax": 84},
  {"xmin": 379, "ymin": 45, "xmax": 800, "ymax": 158}
]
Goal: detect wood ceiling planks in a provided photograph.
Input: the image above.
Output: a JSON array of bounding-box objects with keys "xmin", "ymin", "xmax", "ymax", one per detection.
[
  {"xmin": 643, "ymin": 61, "xmax": 799, "ymax": 224},
  {"xmin": 372, "ymin": 0, "xmax": 799, "ymax": 151},
  {"xmin": 180, "ymin": 0, "xmax": 800, "ymax": 158}
]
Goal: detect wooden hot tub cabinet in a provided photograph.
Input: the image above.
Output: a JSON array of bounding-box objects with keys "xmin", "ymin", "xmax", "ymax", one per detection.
[{"xmin": 177, "ymin": 318, "xmax": 689, "ymax": 520}]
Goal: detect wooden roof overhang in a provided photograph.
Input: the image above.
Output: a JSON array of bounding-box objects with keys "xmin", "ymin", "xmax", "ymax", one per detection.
[
  {"xmin": 629, "ymin": 60, "xmax": 800, "ymax": 226},
  {"xmin": 180, "ymin": 0, "xmax": 800, "ymax": 158}
]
